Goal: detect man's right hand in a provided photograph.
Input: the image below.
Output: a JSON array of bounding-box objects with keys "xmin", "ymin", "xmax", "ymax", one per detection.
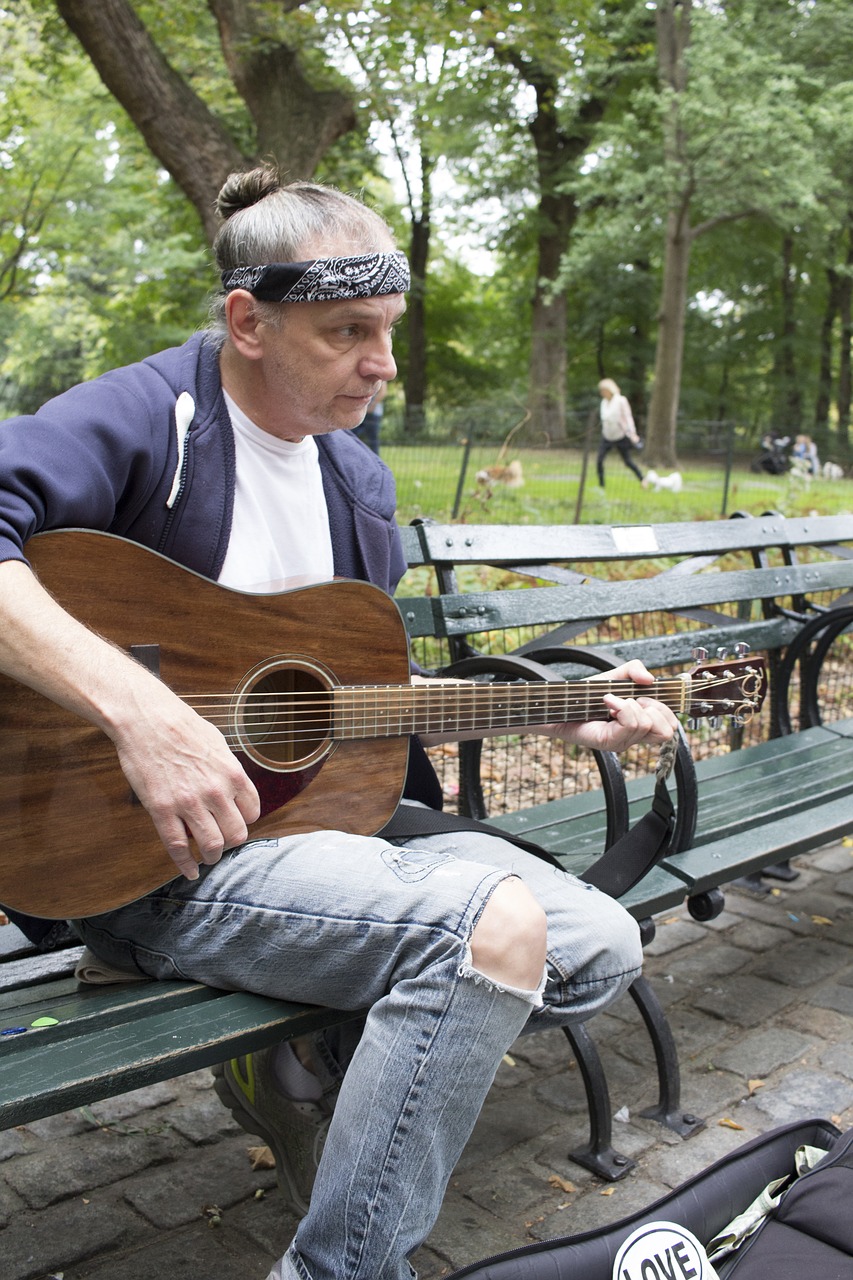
[{"xmin": 111, "ymin": 676, "xmax": 261, "ymax": 879}]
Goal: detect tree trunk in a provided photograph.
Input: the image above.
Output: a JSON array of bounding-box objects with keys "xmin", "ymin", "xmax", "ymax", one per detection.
[
  {"xmin": 813, "ymin": 264, "xmax": 840, "ymax": 451},
  {"xmin": 210, "ymin": 0, "xmax": 355, "ymax": 179},
  {"xmin": 528, "ymin": 191, "xmax": 572, "ymax": 442},
  {"xmin": 644, "ymin": 0, "xmax": 692, "ymax": 469},
  {"xmin": 55, "ymin": 0, "xmax": 356, "ymax": 244},
  {"xmin": 645, "ymin": 205, "xmax": 691, "ymax": 468},
  {"xmin": 838, "ymin": 218, "xmax": 853, "ymax": 461},
  {"xmin": 771, "ymin": 234, "xmax": 801, "ymax": 433},
  {"xmin": 404, "ymin": 149, "xmax": 432, "ymax": 436}
]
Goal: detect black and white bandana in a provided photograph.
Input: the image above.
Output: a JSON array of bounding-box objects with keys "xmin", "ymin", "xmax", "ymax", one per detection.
[{"xmin": 221, "ymin": 251, "xmax": 410, "ymax": 302}]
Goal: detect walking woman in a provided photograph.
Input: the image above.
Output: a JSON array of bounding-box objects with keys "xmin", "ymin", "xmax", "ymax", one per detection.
[{"xmin": 597, "ymin": 378, "xmax": 643, "ymax": 486}]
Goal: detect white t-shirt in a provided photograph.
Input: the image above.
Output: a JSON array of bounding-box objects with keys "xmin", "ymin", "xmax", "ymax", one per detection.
[{"xmin": 218, "ymin": 392, "xmax": 334, "ymax": 593}]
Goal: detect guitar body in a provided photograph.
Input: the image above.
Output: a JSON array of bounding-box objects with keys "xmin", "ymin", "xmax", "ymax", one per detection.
[{"xmin": 0, "ymin": 531, "xmax": 412, "ymax": 919}]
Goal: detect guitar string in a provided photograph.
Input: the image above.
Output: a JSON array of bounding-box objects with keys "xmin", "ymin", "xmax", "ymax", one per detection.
[
  {"xmin": 169, "ymin": 674, "xmax": 760, "ymax": 744},
  {"xmin": 174, "ymin": 671, "xmax": 752, "ymax": 714},
  {"xmin": 178, "ymin": 677, "xmax": 756, "ymax": 718}
]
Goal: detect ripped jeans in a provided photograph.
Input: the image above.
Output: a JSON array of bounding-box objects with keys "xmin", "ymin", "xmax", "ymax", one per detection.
[{"xmin": 77, "ymin": 822, "xmax": 642, "ymax": 1280}]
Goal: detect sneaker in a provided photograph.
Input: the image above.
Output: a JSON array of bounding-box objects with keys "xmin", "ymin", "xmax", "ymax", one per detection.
[{"xmin": 212, "ymin": 1048, "xmax": 331, "ymax": 1216}]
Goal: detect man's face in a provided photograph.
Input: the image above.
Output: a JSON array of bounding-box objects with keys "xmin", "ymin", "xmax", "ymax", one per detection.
[{"xmin": 255, "ymin": 291, "xmax": 406, "ymax": 441}]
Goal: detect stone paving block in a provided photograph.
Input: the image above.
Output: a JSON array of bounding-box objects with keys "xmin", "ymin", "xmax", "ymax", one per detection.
[
  {"xmin": 0, "ymin": 1128, "xmax": 28, "ymax": 1162},
  {"xmin": 813, "ymin": 982, "xmax": 853, "ymax": 1017},
  {"xmin": 3, "ymin": 1127, "xmax": 184, "ymax": 1209},
  {"xmin": 62, "ymin": 1219, "xmax": 275, "ymax": 1280},
  {"xmin": 81, "ymin": 1082, "xmax": 180, "ymax": 1129},
  {"xmin": 617, "ymin": 1006, "xmax": 742, "ymax": 1070},
  {"xmin": 1, "ymin": 1194, "xmax": 146, "ymax": 1280},
  {"xmin": 715, "ymin": 919, "xmax": 791, "ymax": 952},
  {"xmin": 224, "ymin": 1180, "xmax": 299, "ymax": 1256},
  {"xmin": 123, "ymin": 1133, "xmax": 276, "ymax": 1229},
  {"xmin": 691, "ymin": 973, "xmax": 799, "ymax": 1026},
  {"xmin": 637, "ymin": 1118, "xmax": 763, "ymax": 1191},
  {"xmin": 667, "ymin": 1066, "xmax": 748, "ymax": 1120},
  {"xmin": 741, "ymin": 1068, "xmax": 853, "ymax": 1125},
  {"xmin": 783, "ymin": 1001, "xmax": 853, "ymax": 1042},
  {"xmin": 0, "ymin": 1175, "xmax": 26, "ymax": 1229},
  {"xmin": 165, "ymin": 1091, "xmax": 243, "ymax": 1144},
  {"xmin": 820, "ymin": 1041, "xmax": 853, "ymax": 1080},
  {"xmin": 811, "ymin": 846, "xmax": 853, "ymax": 875},
  {"xmin": 709, "ymin": 1026, "xmax": 814, "ymax": 1077},
  {"xmin": 531, "ymin": 1172, "xmax": 672, "ymax": 1242},
  {"xmin": 643, "ymin": 919, "xmax": 707, "ymax": 956},
  {"xmin": 457, "ymin": 1083, "xmax": 570, "ymax": 1169},
  {"xmin": 417, "ymin": 1193, "xmax": 527, "ymax": 1275},
  {"xmin": 751, "ymin": 937, "xmax": 851, "ymax": 987},
  {"xmin": 460, "ymin": 1152, "xmax": 570, "ymax": 1221},
  {"xmin": 509, "ymin": 1027, "xmax": 572, "ymax": 1073},
  {"xmin": 659, "ymin": 942, "xmax": 754, "ymax": 986}
]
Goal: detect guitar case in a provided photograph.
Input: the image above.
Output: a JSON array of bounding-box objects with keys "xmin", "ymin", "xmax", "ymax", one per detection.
[{"xmin": 445, "ymin": 1118, "xmax": 849, "ymax": 1279}]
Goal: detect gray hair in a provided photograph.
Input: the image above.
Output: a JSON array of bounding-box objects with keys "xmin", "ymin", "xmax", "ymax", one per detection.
[{"xmin": 208, "ymin": 164, "xmax": 397, "ymax": 334}]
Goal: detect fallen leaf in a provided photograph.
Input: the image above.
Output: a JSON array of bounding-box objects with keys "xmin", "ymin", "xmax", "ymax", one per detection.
[
  {"xmin": 747, "ymin": 1079, "xmax": 765, "ymax": 1096},
  {"xmin": 718, "ymin": 1118, "xmax": 744, "ymax": 1131},
  {"xmin": 811, "ymin": 915, "xmax": 833, "ymax": 926},
  {"xmin": 248, "ymin": 1144, "xmax": 276, "ymax": 1170},
  {"xmin": 600, "ymin": 1187, "xmax": 616, "ymax": 1196},
  {"xmin": 548, "ymin": 1175, "xmax": 577, "ymax": 1194}
]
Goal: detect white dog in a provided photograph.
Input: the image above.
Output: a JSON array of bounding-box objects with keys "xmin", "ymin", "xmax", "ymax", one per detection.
[
  {"xmin": 642, "ymin": 468, "xmax": 683, "ymax": 493},
  {"xmin": 823, "ymin": 460, "xmax": 844, "ymax": 481}
]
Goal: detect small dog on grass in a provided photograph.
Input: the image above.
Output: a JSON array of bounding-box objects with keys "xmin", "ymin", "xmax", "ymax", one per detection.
[
  {"xmin": 642, "ymin": 468, "xmax": 683, "ymax": 493},
  {"xmin": 475, "ymin": 459, "xmax": 524, "ymax": 490}
]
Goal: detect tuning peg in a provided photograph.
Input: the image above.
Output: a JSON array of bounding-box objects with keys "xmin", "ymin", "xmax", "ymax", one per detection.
[
  {"xmin": 733, "ymin": 642, "xmax": 750, "ymax": 657},
  {"xmin": 715, "ymin": 646, "xmax": 728, "ymax": 659},
  {"xmin": 691, "ymin": 647, "xmax": 708, "ymax": 662},
  {"xmin": 708, "ymin": 717, "xmax": 722, "ymax": 729},
  {"xmin": 686, "ymin": 718, "xmax": 698, "ymax": 731}
]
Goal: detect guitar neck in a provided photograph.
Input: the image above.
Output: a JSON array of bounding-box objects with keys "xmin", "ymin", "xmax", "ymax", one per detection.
[{"xmin": 331, "ymin": 677, "xmax": 688, "ymax": 740}]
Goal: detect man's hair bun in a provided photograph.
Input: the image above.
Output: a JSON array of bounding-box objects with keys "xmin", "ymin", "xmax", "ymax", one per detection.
[{"xmin": 216, "ymin": 164, "xmax": 282, "ymax": 221}]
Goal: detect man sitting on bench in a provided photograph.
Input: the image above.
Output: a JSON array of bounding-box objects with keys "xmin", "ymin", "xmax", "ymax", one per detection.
[{"xmin": 0, "ymin": 165, "xmax": 676, "ymax": 1280}]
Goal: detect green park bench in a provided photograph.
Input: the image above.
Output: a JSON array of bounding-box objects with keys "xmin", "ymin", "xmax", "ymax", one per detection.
[{"xmin": 2, "ymin": 513, "xmax": 851, "ymax": 1188}]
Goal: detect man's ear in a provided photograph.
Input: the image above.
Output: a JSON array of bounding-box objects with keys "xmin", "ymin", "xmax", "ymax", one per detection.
[{"xmin": 225, "ymin": 291, "xmax": 266, "ymax": 361}]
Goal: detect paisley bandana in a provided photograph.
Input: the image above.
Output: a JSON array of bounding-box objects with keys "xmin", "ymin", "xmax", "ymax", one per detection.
[{"xmin": 221, "ymin": 251, "xmax": 410, "ymax": 302}]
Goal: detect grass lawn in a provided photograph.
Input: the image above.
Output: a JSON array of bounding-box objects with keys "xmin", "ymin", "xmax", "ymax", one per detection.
[{"xmin": 382, "ymin": 442, "xmax": 852, "ymax": 527}]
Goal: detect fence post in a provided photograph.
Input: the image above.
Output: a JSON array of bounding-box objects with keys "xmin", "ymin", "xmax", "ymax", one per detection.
[
  {"xmin": 452, "ymin": 435, "xmax": 475, "ymax": 520},
  {"xmin": 721, "ymin": 419, "xmax": 735, "ymax": 515},
  {"xmin": 574, "ymin": 408, "xmax": 598, "ymax": 523}
]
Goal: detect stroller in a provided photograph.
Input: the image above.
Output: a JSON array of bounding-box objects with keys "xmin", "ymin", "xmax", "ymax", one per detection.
[{"xmin": 751, "ymin": 431, "xmax": 790, "ymax": 475}]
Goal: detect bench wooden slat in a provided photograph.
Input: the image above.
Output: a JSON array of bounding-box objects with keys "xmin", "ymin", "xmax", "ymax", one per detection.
[
  {"xmin": 399, "ymin": 560, "xmax": 853, "ymax": 639},
  {"xmin": 661, "ymin": 795, "xmax": 853, "ymax": 893},
  {"xmin": 0, "ymin": 982, "xmax": 357, "ymax": 1128},
  {"xmin": 404, "ymin": 515, "xmax": 853, "ymax": 569}
]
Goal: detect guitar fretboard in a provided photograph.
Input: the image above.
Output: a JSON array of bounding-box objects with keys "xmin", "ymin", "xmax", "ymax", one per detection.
[{"xmin": 330, "ymin": 678, "xmax": 690, "ymax": 739}]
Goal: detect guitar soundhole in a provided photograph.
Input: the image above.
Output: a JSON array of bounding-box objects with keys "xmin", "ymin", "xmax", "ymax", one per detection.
[{"xmin": 234, "ymin": 656, "xmax": 334, "ymax": 773}]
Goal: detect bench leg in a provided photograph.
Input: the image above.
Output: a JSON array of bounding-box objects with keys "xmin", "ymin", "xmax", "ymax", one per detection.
[
  {"xmin": 562, "ymin": 1022, "xmax": 635, "ymax": 1181},
  {"xmin": 630, "ymin": 976, "xmax": 705, "ymax": 1139}
]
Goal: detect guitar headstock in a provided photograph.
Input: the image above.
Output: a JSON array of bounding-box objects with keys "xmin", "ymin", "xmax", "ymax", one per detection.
[{"xmin": 682, "ymin": 653, "xmax": 767, "ymax": 728}]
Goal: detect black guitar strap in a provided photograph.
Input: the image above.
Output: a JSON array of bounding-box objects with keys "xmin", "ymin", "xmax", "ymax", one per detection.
[{"xmin": 377, "ymin": 773, "xmax": 675, "ymax": 900}]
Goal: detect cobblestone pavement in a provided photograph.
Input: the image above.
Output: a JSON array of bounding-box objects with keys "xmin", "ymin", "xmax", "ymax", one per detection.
[{"xmin": 2, "ymin": 842, "xmax": 852, "ymax": 1280}]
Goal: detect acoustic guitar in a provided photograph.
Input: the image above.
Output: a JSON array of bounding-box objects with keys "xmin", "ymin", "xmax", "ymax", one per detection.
[{"xmin": 0, "ymin": 531, "xmax": 766, "ymax": 919}]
